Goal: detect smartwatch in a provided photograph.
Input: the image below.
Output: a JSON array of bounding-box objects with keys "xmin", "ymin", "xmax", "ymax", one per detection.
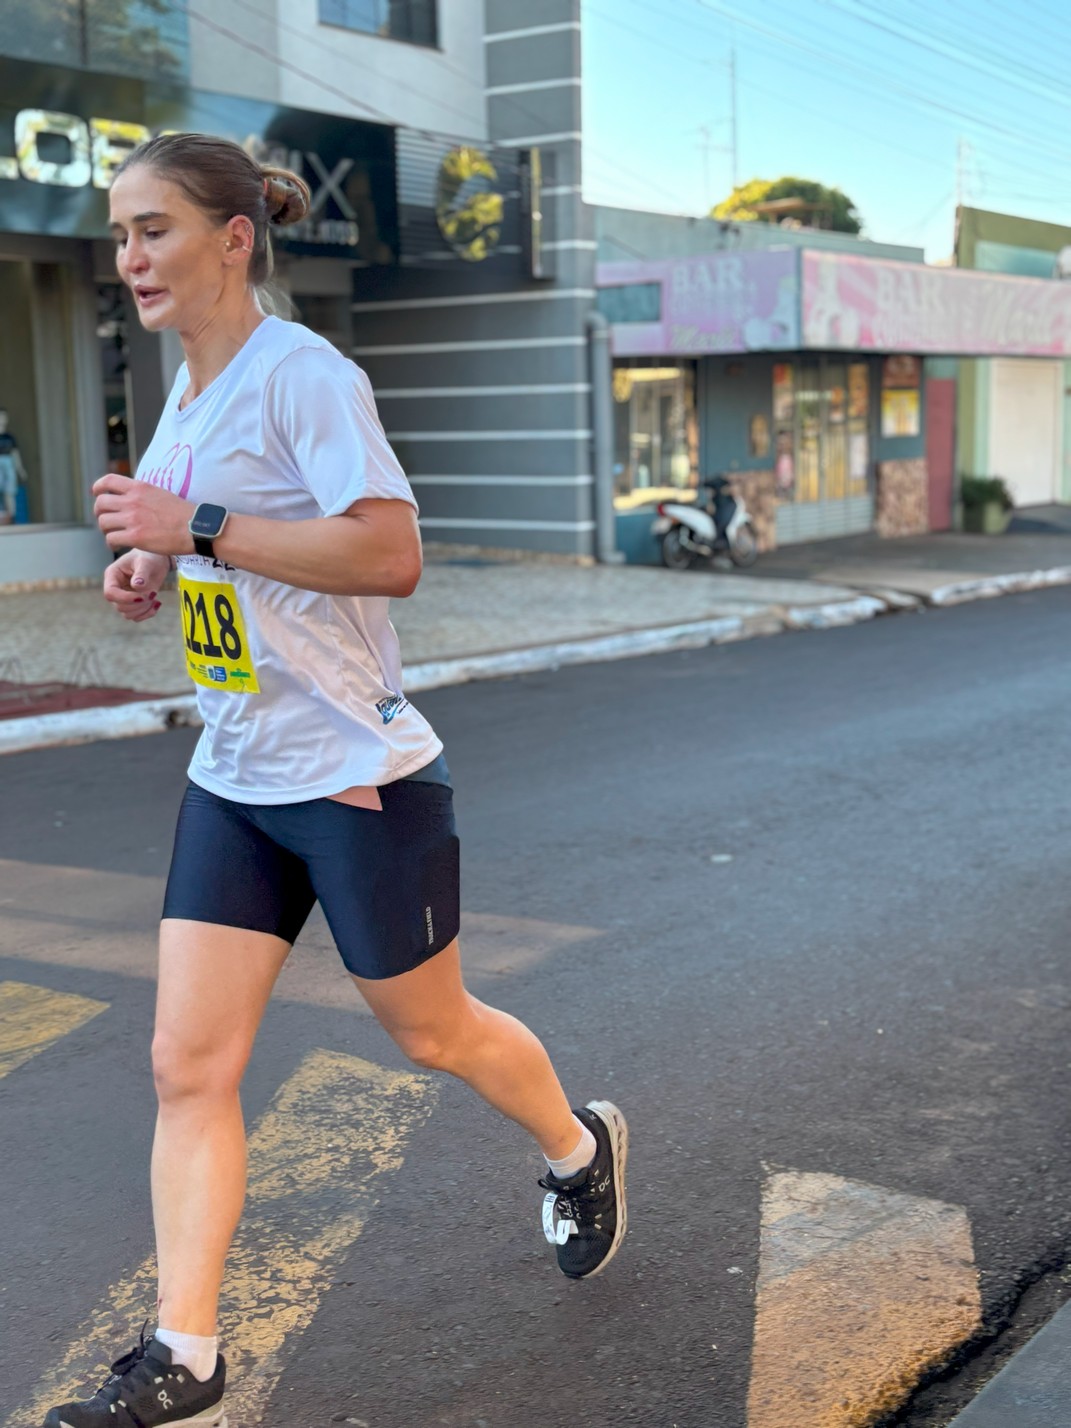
[{"xmin": 188, "ymin": 503, "xmax": 229, "ymax": 558}]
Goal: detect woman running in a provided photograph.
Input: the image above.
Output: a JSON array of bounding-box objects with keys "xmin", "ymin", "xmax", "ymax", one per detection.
[{"xmin": 45, "ymin": 133, "xmax": 627, "ymax": 1428}]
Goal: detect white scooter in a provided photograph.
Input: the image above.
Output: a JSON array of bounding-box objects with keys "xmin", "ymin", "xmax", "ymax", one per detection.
[{"xmin": 653, "ymin": 475, "xmax": 759, "ymax": 570}]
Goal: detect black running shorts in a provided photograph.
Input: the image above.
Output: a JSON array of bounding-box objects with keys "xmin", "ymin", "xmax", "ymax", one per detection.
[{"xmin": 162, "ymin": 764, "xmax": 461, "ymax": 979}]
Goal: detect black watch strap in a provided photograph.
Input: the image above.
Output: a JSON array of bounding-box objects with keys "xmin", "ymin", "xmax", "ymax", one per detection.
[{"xmin": 188, "ymin": 503, "xmax": 229, "ymax": 559}]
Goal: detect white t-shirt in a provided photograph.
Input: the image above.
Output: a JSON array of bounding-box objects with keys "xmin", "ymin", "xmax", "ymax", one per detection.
[{"xmin": 135, "ymin": 316, "xmax": 442, "ymax": 804}]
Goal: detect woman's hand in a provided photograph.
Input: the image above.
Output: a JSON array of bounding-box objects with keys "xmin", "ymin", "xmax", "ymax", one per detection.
[
  {"xmin": 93, "ymin": 474, "xmax": 194, "ymax": 556},
  {"xmin": 103, "ymin": 549, "xmax": 172, "ymax": 622}
]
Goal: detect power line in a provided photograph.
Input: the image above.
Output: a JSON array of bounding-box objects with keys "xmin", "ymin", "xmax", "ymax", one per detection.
[
  {"xmin": 681, "ymin": 0, "xmax": 1071, "ymax": 175},
  {"xmin": 822, "ymin": 0, "xmax": 1071, "ymax": 114},
  {"xmin": 594, "ymin": 0, "xmax": 1071, "ymax": 236}
]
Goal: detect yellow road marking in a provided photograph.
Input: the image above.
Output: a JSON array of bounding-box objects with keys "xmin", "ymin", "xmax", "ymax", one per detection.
[
  {"xmin": 747, "ymin": 1170, "xmax": 982, "ymax": 1428},
  {"xmin": 3, "ymin": 1049, "xmax": 437, "ymax": 1427},
  {"xmin": 0, "ymin": 980, "xmax": 108, "ymax": 1079}
]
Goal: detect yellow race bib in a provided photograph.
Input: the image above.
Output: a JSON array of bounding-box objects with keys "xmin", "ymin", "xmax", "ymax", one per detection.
[{"xmin": 178, "ymin": 574, "xmax": 261, "ymax": 694}]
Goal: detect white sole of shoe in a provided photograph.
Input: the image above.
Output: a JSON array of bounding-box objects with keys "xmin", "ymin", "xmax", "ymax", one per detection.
[
  {"xmin": 580, "ymin": 1098, "xmax": 629, "ymax": 1279},
  {"xmin": 60, "ymin": 1416, "xmax": 225, "ymax": 1428}
]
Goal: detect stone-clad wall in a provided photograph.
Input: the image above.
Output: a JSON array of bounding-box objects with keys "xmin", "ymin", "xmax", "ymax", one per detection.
[
  {"xmin": 876, "ymin": 458, "xmax": 929, "ymax": 538},
  {"xmin": 731, "ymin": 470, "xmax": 780, "ymax": 552}
]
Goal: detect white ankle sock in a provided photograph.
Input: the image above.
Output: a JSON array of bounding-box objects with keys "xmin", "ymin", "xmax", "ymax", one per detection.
[
  {"xmin": 545, "ymin": 1117, "xmax": 597, "ymax": 1180},
  {"xmin": 154, "ymin": 1326, "xmax": 218, "ymax": 1383}
]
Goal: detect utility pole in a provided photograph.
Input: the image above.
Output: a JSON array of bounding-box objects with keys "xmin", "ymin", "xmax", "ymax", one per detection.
[
  {"xmin": 729, "ymin": 47, "xmax": 739, "ymax": 189},
  {"xmin": 955, "ymin": 137, "xmax": 972, "ymax": 211},
  {"xmin": 699, "ymin": 124, "xmax": 711, "ymax": 210}
]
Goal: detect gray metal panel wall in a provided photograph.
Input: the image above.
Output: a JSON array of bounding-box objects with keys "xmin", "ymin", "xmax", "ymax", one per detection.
[{"xmin": 350, "ymin": 0, "xmax": 595, "ymax": 556}]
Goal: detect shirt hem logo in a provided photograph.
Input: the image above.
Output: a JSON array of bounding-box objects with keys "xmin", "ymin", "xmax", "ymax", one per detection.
[{"xmin": 376, "ymin": 694, "xmax": 409, "ymax": 725}]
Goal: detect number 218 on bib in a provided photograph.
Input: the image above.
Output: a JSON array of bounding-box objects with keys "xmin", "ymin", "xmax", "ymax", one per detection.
[{"xmin": 178, "ymin": 575, "xmax": 260, "ymax": 694}]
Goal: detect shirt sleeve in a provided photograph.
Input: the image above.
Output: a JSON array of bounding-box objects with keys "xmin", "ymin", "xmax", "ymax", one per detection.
[{"xmin": 264, "ymin": 345, "xmax": 418, "ymax": 518}]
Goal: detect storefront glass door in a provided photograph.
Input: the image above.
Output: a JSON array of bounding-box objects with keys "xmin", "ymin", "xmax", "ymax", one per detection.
[
  {"xmin": 776, "ymin": 356, "xmax": 874, "ymax": 543},
  {"xmin": 612, "ymin": 363, "xmax": 698, "ymax": 510}
]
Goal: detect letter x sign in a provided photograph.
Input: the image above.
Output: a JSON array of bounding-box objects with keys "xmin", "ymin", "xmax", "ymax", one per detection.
[{"xmin": 303, "ymin": 153, "xmax": 356, "ymax": 220}]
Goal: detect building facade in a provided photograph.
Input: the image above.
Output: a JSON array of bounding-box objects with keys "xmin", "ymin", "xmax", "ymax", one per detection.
[
  {"xmin": 955, "ymin": 206, "xmax": 1071, "ymax": 509},
  {"xmin": 596, "ymin": 218, "xmax": 1071, "ymax": 561},
  {"xmin": 0, "ymin": 0, "xmax": 598, "ymax": 589}
]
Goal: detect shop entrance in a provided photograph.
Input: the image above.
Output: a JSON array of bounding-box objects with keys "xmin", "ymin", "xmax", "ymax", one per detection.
[
  {"xmin": 774, "ymin": 357, "xmax": 875, "ymax": 543},
  {"xmin": 611, "ymin": 362, "xmax": 698, "ymax": 511}
]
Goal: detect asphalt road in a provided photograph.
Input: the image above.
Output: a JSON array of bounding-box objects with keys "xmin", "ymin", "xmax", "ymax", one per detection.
[{"xmin": 4, "ymin": 588, "xmax": 1071, "ymax": 1427}]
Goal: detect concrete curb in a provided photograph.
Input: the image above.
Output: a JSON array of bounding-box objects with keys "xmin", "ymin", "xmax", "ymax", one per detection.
[
  {"xmin": 402, "ymin": 615, "xmax": 748, "ymax": 691},
  {"xmin": 783, "ymin": 595, "xmax": 888, "ymax": 631},
  {"xmin": 928, "ymin": 566, "xmax": 1071, "ymax": 607},
  {"xmin": 946, "ymin": 1298, "xmax": 1071, "ymax": 1425},
  {"xmin": 4, "ymin": 567, "xmax": 1070, "ymax": 756},
  {"xmin": 2, "ymin": 616, "xmax": 764, "ymax": 755},
  {"xmin": 0, "ymin": 694, "xmax": 201, "ymax": 757}
]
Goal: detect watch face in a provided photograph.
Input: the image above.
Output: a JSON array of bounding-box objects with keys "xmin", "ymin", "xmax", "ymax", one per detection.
[{"xmin": 190, "ymin": 504, "xmax": 227, "ymax": 539}]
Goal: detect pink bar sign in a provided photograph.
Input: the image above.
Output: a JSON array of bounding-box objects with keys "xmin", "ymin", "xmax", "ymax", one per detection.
[
  {"xmin": 598, "ymin": 250, "xmax": 799, "ymax": 356},
  {"xmin": 802, "ymin": 250, "xmax": 1071, "ymax": 356}
]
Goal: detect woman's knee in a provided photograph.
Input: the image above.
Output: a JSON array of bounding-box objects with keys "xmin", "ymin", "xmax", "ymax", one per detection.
[
  {"xmin": 388, "ymin": 999, "xmax": 484, "ymax": 1074},
  {"xmin": 152, "ymin": 1030, "xmax": 247, "ymax": 1104}
]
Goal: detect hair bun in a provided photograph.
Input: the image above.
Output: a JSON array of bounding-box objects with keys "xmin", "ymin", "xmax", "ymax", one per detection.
[{"xmin": 262, "ymin": 166, "xmax": 311, "ymax": 227}]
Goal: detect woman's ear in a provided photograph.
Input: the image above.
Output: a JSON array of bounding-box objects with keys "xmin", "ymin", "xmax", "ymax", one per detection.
[{"xmin": 223, "ymin": 216, "xmax": 254, "ymax": 259}]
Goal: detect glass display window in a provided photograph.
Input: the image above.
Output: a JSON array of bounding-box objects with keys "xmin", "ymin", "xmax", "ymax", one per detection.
[
  {"xmin": 611, "ymin": 363, "xmax": 697, "ymax": 511},
  {"xmin": 0, "ymin": 257, "xmax": 79, "ymax": 528},
  {"xmin": 776, "ymin": 357, "xmax": 872, "ymax": 506}
]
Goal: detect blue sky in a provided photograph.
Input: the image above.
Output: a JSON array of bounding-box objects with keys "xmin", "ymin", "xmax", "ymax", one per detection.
[{"xmin": 581, "ymin": 0, "xmax": 1071, "ymax": 260}]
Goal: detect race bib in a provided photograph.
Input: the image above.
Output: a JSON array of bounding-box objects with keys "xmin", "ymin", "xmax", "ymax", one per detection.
[{"xmin": 178, "ymin": 574, "xmax": 260, "ymax": 694}]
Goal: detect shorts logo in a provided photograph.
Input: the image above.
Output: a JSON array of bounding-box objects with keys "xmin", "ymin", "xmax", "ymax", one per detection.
[
  {"xmin": 376, "ymin": 694, "xmax": 409, "ymax": 725},
  {"xmin": 425, "ymin": 906, "xmax": 435, "ymax": 945}
]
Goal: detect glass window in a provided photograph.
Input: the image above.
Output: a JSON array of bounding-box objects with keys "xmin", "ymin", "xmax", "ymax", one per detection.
[
  {"xmin": 777, "ymin": 358, "xmax": 871, "ymax": 505},
  {"xmin": 0, "ymin": 0, "xmax": 82, "ymax": 69},
  {"xmin": 97, "ymin": 285, "xmax": 132, "ymax": 477},
  {"xmin": 597, "ymin": 284, "xmax": 662, "ymax": 326},
  {"xmin": 0, "ymin": 0, "xmax": 189, "ymax": 80},
  {"xmin": 318, "ymin": 0, "xmax": 438, "ymax": 46},
  {"xmin": 85, "ymin": 0, "xmax": 189, "ymax": 81},
  {"xmin": 612, "ymin": 364, "xmax": 697, "ymax": 511},
  {"xmin": 0, "ymin": 259, "xmax": 79, "ymax": 528}
]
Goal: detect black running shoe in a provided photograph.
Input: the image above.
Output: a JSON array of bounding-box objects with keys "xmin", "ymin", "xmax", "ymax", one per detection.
[
  {"xmin": 43, "ymin": 1332, "xmax": 226, "ymax": 1427},
  {"xmin": 539, "ymin": 1100, "xmax": 628, "ymax": 1279}
]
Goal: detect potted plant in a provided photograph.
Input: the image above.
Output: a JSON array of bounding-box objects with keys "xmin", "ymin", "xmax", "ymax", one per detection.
[{"xmin": 960, "ymin": 475, "xmax": 1014, "ymax": 534}]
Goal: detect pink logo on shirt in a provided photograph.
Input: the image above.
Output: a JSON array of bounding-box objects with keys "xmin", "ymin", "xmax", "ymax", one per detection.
[{"xmin": 140, "ymin": 442, "xmax": 194, "ymax": 499}]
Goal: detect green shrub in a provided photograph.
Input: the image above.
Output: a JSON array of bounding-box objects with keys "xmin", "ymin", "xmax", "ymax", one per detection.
[{"xmin": 960, "ymin": 475, "xmax": 1014, "ymax": 511}]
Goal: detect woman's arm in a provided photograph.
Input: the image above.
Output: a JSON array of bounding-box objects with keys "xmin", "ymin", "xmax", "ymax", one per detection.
[
  {"xmin": 92, "ymin": 476, "xmax": 422, "ymax": 598},
  {"xmin": 215, "ymin": 498, "xmax": 422, "ymax": 597}
]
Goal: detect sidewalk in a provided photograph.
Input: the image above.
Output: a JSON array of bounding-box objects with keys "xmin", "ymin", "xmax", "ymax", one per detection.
[
  {"xmin": 5, "ymin": 511, "xmax": 1071, "ymax": 754},
  {"xmin": 947, "ymin": 1298, "xmax": 1071, "ymax": 1425}
]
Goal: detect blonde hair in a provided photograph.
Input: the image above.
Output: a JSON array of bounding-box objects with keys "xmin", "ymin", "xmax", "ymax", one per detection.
[{"xmin": 115, "ymin": 132, "xmax": 311, "ymax": 288}]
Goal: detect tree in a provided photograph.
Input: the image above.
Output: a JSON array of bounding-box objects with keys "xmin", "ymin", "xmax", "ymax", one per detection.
[{"xmin": 713, "ymin": 176, "xmax": 862, "ymax": 234}]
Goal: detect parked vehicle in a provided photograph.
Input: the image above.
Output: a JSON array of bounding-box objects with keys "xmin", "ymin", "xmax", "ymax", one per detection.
[{"xmin": 652, "ymin": 475, "xmax": 759, "ymax": 570}]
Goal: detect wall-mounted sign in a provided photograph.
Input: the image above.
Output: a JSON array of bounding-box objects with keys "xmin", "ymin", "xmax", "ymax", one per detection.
[
  {"xmin": 598, "ymin": 251, "xmax": 800, "ymax": 357},
  {"xmin": 803, "ymin": 251, "xmax": 1071, "ymax": 357},
  {"xmin": 0, "ymin": 59, "xmax": 399, "ymax": 263},
  {"xmin": 435, "ymin": 146, "xmax": 504, "ymax": 262},
  {"xmin": 881, "ymin": 389, "xmax": 921, "ymax": 438},
  {"xmin": 882, "ymin": 354, "xmax": 921, "ymax": 388}
]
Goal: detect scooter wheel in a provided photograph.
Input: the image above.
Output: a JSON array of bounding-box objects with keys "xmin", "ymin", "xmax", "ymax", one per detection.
[
  {"xmin": 728, "ymin": 522, "xmax": 759, "ymax": 567},
  {"xmin": 660, "ymin": 527, "xmax": 695, "ymax": 571}
]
